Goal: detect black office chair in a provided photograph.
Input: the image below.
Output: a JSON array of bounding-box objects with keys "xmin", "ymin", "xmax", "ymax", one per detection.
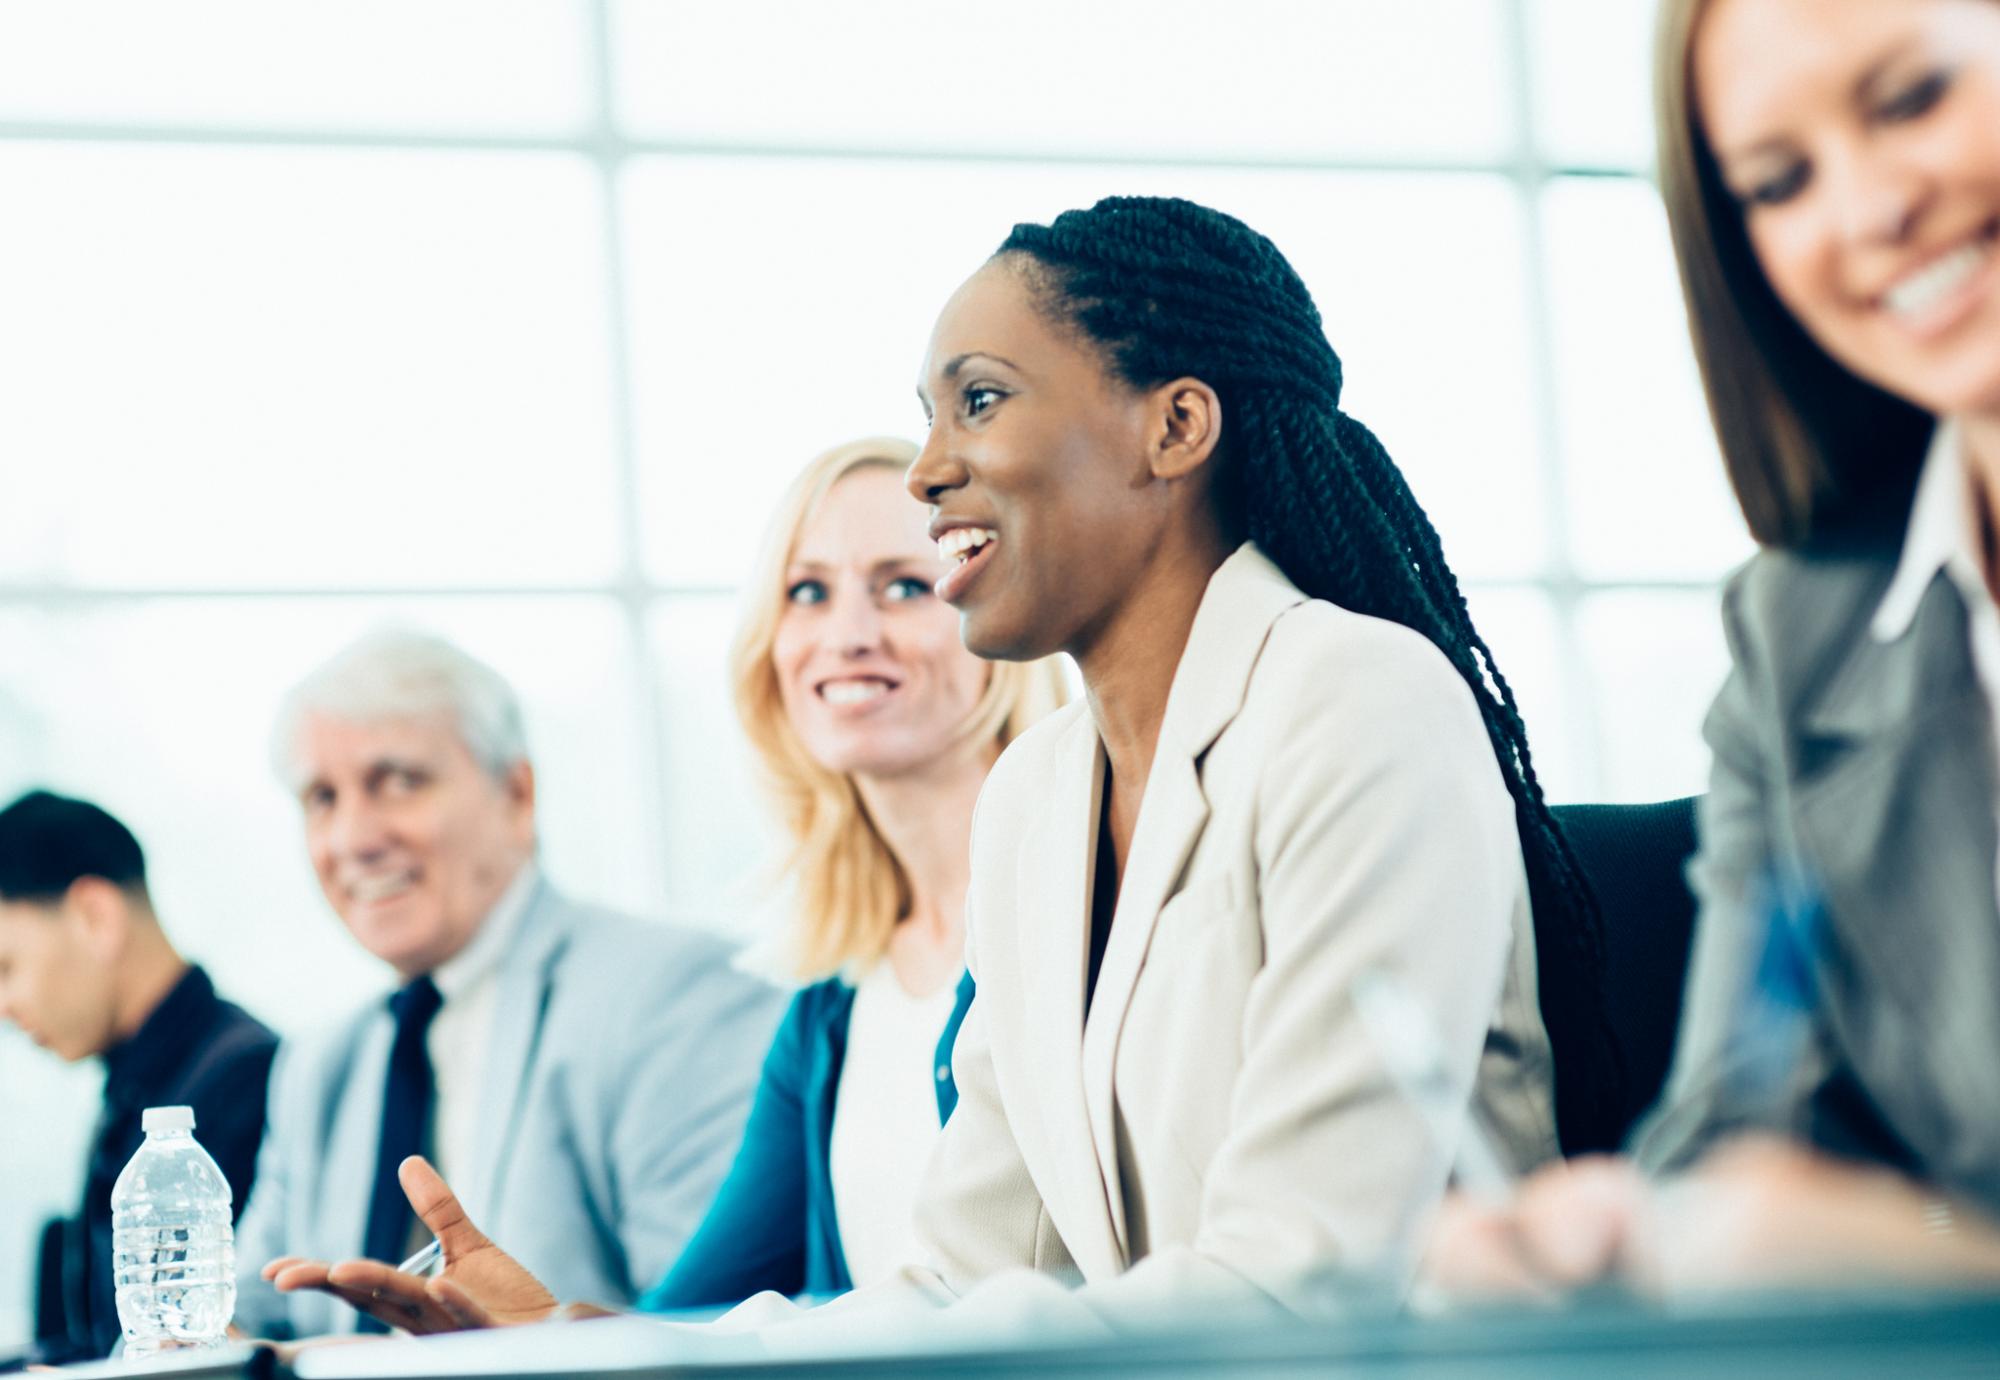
[{"xmin": 1551, "ymin": 798, "xmax": 1701, "ymax": 1150}]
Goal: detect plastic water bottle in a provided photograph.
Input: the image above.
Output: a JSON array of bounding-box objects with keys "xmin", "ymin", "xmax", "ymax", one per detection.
[{"xmin": 110, "ymin": 1105, "xmax": 237, "ymax": 1356}]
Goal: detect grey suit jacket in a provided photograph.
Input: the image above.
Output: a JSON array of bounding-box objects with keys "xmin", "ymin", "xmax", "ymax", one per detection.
[
  {"xmin": 1637, "ymin": 540, "xmax": 2000, "ymax": 1214},
  {"xmin": 233, "ymin": 877, "xmax": 786, "ymax": 1337}
]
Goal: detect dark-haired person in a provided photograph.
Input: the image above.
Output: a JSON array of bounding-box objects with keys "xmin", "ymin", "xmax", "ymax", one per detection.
[
  {"xmin": 0, "ymin": 790, "xmax": 278, "ymax": 1365},
  {"xmin": 270, "ymin": 195, "xmax": 1614, "ymax": 1332},
  {"xmin": 1424, "ymin": 0, "xmax": 2000, "ymax": 1299}
]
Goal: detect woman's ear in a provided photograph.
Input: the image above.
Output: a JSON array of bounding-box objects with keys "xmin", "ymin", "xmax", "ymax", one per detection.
[{"xmin": 1148, "ymin": 377, "xmax": 1224, "ymax": 482}]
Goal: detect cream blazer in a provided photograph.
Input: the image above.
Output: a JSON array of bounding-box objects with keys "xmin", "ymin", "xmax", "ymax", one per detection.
[{"xmin": 908, "ymin": 543, "xmax": 1558, "ymax": 1323}]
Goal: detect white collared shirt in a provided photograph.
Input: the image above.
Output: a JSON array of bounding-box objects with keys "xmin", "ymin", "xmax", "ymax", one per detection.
[
  {"xmin": 1870, "ymin": 423, "xmax": 2000, "ymax": 904},
  {"xmin": 827, "ymin": 959, "xmax": 960, "ymax": 1290},
  {"xmin": 425, "ymin": 860, "xmax": 539, "ymax": 1187}
]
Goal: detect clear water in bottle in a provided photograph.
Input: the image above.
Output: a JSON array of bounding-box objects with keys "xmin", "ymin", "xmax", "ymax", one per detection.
[{"xmin": 111, "ymin": 1105, "xmax": 237, "ymax": 1355}]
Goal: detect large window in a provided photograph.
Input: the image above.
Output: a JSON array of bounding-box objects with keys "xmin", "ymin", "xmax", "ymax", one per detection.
[{"xmin": 0, "ymin": 0, "xmax": 1743, "ymax": 1346}]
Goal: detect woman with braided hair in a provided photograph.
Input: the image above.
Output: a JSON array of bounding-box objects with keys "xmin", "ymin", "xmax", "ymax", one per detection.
[
  {"xmin": 271, "ymin": 196, "xmax": 1608, "ymax": 1334},
  {"xmin": 948, "ymin": 194, "xmax": 1621, "ymax": 1155},
  {"xmin": 890, "ymin": 194, "xmax": 1608, "ymax": 1309}
]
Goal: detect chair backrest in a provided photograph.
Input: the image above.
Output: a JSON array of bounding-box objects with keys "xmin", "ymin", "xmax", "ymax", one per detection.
[{"xmin": 1550, "ymin": 798, "xmax": 1701, "ymax": 1149}]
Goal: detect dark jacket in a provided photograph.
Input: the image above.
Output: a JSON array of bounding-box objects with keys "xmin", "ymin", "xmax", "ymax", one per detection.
[
  {"xmin": 641, "ymin": 970, "xmax": 974, "ymax": 1311},
  {"xmin": 35, "ymin": 965, "xmax": 278, "ymax": 1364}
]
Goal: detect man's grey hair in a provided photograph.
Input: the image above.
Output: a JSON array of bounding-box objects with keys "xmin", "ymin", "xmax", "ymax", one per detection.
[{"xmin": 271, "ymin": 629, "xmax": 531, "ymax": 790}]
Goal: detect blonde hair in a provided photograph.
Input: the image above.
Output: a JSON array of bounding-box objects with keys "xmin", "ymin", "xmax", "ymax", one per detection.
[
  {"xmin": 1654, "ymin": 0, "xmax": 1934, "ymax": 548},
  {"xmin": 729, "ymin": 436, "xmax": 1070, "ymax": 980}
]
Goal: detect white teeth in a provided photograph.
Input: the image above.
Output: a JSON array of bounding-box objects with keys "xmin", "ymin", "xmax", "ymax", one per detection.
[
  {"xmin": 348, "ymin": 873, "xmax": 417, "ymax": 903},
  {"xmin": 935, "ymin": 527, "xmax": 998, "ymax": 564},
  {"xmin": 821, "ymin": 680, "xmax": 891, "ymax": 706},
  {"xmin": 1884, "ymin": 241, "xmax": 1988, "ymax": 320}
]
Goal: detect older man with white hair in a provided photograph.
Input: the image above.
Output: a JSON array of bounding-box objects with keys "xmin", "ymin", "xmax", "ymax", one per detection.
[{"xmin": 232, "ymin": 629, "xmax": 785, "ymax": 1339}]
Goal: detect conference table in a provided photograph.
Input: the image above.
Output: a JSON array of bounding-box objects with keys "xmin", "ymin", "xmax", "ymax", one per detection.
[{"xmin": 52, "ymin": 1289, "xmax": 2000, "ymax": 1379}]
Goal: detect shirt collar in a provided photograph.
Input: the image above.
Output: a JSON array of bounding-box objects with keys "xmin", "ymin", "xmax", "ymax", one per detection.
[
  {"xmin": 429, "ymin": 859, "xmax": 539, "ymax": 1002},
  {"xmin": 1873, "ymin": 421, "xmax": 1977, "ymax": 644},
  {"xmin": 100, "ymin": 964, "xmax": 219, "ymax": 1109}
]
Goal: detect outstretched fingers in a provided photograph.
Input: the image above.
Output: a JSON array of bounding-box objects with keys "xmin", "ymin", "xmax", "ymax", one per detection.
[
  {"xmin": 266, "ymin": 1259, "xmax": 412, "ymax": 1328},
  {"xmin": 326, "ymin": 1259, "xmax": 457, "ymax": 1334},
  {"xmin": 267, "ymin": 1260, "xmax": 337, "ymax": 1293}
]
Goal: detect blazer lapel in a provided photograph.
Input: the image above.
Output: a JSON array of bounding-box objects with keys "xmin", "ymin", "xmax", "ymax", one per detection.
[
  {"xmin": 1013, "ymin": 708, "xmax": 1126, "ymax": 1280},
  {"xmin": 1079, "ymin": 543, "xmax": 1307, "ymax": 1260},
  {"xmin": 1794, "ymin": 576, "xmax": 1999, "ymax": 945},
  {"xmin": 328, "ymin": 1014, "xmax": 396, "ymax": 1262},
  {"xmin": 461, "ymin": 878, "xmax": 567, "ymax": 1220},
  {"xmin": 1080, "ymin": 751, "xmax": 1207, "ymax": 1259},
  {"xmin": 1791, "ymin": 576, "xmax": 2000, "ymax": 1130}
]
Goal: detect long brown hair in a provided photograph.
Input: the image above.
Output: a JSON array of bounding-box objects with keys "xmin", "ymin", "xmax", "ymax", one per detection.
[
  {"xmin": 1654, "ymin": 0, "xmax": 1934, "ymax": 549},
  {"xmin": 729, "ymin": 437, "xmax": 1069, "ymax": 981}
]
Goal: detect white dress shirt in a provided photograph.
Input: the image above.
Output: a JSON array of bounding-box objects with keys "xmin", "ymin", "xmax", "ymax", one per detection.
[
  {"xmin": 1871, "ymin": 422, "xmax": 2000, "ymax": 905},
  {"xmin": 425, "ymin": 861, "xmax": 538, "ymax": 1186},
  {"xmin": 827, "ymin": 959, "xmax": 959, "ymax": 1289}
]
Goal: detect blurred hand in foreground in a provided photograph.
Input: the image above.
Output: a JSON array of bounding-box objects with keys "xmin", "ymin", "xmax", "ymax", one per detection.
[
  {"xmin": 1421, "ymin": 1135, "xmax": 2000, "ymax": 1303},
  {"xmin": 263, "ymin": 1156, "xmax": 569, "ymax": 1334}
]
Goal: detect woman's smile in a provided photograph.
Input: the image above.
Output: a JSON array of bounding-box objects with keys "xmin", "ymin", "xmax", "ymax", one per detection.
[
  {"xmin": 815, "ymin": 674, "xmax": 901, "ymax": 712},
  {"xmin": 931, "ymin": 523, "xmax": 1000, "ymax": 606},
  {"xmin": 1874, "ymin": 215, "xmax": 2000, "ymax": 340}
]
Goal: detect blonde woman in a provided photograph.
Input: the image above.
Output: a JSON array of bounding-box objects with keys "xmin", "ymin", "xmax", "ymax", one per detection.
[
  {"xmin": 646, "ymin": 437, "xmax": 1064, "ymax": 1307},
  {"xmin": 267, "ymin": 438, "xmax": 1064, "ymax": 1326}
]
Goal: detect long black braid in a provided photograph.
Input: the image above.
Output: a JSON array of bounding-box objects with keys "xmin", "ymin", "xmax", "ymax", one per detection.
[{"xmin": 1001, "ymin": 196, "xmax": 1623, "ymax": 1154}]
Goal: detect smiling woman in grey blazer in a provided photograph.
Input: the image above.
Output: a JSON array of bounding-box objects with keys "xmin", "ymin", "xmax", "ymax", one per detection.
[
  {"xmin": 1425, "ymin": 0, "xmax": 2000, "ymax": 1299},
  {"xmin": 272, "ymin": 195, "xmax": 1618, "ymax": 1336}
]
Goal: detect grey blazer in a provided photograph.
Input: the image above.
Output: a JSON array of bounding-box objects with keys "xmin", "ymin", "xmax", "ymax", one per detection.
[
  {"xmin": 1638, "ymin": 539, "xmax": 2000, "ymax": 1215},
  {"xmin": 232, "ymin": 878, "xmax": 787, "ymax": 1337}
]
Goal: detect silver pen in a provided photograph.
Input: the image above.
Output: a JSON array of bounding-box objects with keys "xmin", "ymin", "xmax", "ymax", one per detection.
[{"xmin": 395, "ymin": 1238, "xmax": 445, "ymax": 1278}]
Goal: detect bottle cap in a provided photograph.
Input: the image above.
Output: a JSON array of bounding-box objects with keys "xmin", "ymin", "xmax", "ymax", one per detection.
[{"xmin": 141, "ymin": 1105, "xmax": 196, "ymax": 1134}]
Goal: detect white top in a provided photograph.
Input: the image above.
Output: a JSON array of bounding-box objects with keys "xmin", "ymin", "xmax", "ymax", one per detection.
[
  {"xmin": 827, "ymin": 959, "xmax": 960, "ymax": 1290},
  {"xmin": 426, "ymin": 860, "xmax": 538, "ymax": 1187},
  {"xmin": 1871, "ymin": 422, "xmax": 2000, "ymax": 904}
]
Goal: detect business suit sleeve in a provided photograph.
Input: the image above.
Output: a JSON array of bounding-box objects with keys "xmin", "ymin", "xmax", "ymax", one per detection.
[
  {"xmin": 231, "ymin": 1041, "xmax": 298, "ymax": 1340},
  {"xmin": 641, "ymin": 990, "xmax": 815, "ymax": 1310},
  {"xmin": 602, "ymin": 951, "xmax": 788, "ymax": 1297},
  {"xmin": 1633, "ymin": 571, "xmax": 1840, "ymax": 1172}
]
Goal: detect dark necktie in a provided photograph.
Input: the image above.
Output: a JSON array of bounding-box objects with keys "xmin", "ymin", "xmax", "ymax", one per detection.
[{"xmin": 356, "ymin": 975, "xmax": 443, "ymax": 1332}]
